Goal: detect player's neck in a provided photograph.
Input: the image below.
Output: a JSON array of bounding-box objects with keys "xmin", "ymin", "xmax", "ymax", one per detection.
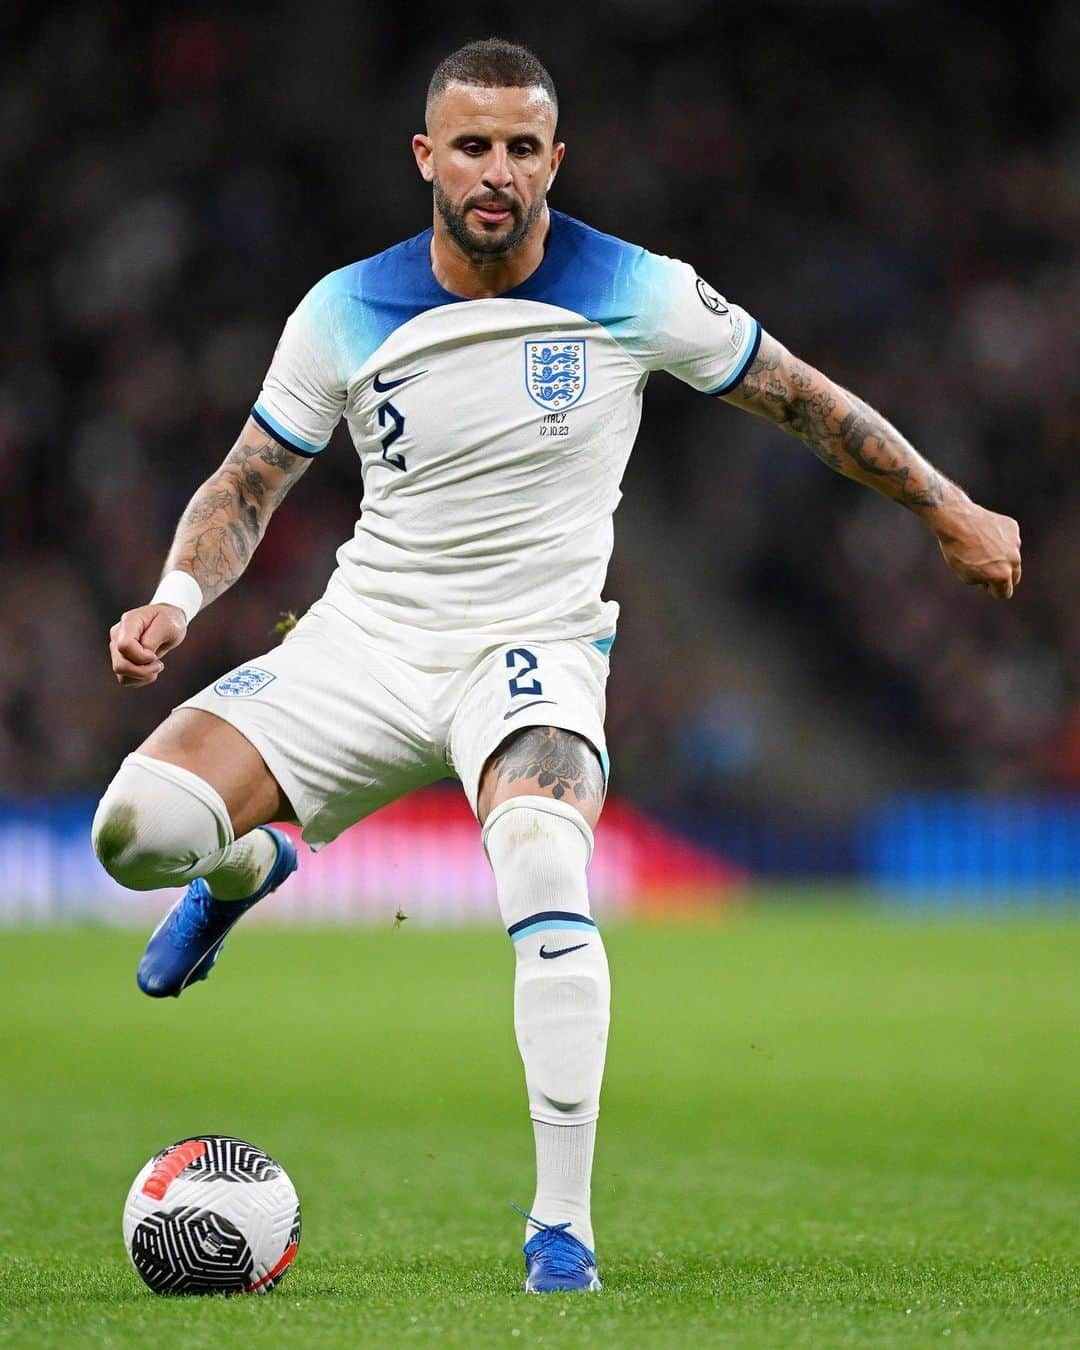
[{"xmin": 429, "ymin": 206, "xmax": 550, "ymax": 299}]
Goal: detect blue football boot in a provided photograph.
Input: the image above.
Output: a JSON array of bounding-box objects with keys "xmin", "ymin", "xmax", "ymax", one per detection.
[
  {"xmin": 518, "ymin": 1208, "xmax": 601, "ymax": 1293},
  {"xmin": 136, "ymin": 826, "xmax": 297, "ymax": 998}
]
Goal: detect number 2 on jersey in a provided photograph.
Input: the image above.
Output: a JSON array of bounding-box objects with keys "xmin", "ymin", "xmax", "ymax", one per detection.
[
  {"xmin": 378, "ymin": 400, "xmax": 407, "ymax": 471},
  {"xmin": 506, "ymin": 648, "xmax": 542, "ymax": 697}
]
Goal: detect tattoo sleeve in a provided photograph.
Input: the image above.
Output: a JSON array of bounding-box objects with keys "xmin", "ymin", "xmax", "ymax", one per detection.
[
  {"xmin": 162, "ymin": 418, "xmax": 312, "ymax": 604},
  {"xmin": 722, "ymin": 332, "xmax": 947, "ymax": 515}
]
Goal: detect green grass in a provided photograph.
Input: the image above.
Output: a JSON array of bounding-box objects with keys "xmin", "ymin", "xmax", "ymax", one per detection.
[{"xmin": 1, "ymin": 903, "xmax": 1077, "ymax": 1346}]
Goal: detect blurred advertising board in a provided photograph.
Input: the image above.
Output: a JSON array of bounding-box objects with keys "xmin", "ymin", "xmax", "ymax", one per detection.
[
  {"xmin": 0, "ymin": 788, "xmax": 742, "ymax": 926},
  {"xmin": 860, "ymin": 795, "xmax": 1080, "ymax": 906}
]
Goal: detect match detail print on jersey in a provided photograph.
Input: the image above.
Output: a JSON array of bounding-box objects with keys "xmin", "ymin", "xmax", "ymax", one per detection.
[{"xmin": 250, "ymin": 212, "xmax": 760, "ymax": 664}]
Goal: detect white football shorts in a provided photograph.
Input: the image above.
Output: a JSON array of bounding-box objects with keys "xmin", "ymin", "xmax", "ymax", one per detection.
[{"xmin": 180, "ymin": 598, "xmax": 611, "ymax": 849}]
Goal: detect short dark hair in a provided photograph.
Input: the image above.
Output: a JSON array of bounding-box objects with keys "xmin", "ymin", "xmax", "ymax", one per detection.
[{"xmin": 426, "ymin": 39, "xmax": 557, "ymax": 119}]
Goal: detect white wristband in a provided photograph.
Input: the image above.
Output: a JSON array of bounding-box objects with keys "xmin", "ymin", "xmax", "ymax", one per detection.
[{"xmin": 151, "ymin": 570, "xmax": 203, "ymax": 624}]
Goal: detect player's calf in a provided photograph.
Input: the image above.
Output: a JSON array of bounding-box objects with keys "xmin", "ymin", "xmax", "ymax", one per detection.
[
  {"xmin": 483, "ymin": 794, "xmax": 609, "ymax": 1262},
  {"xmin": 483, "ymin": 793, "xmax": 610, "ymax": 1121}
]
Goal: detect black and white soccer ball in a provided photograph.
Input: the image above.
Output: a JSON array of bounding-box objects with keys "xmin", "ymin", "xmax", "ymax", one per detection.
[{"xmin": 123, "ymin": 1135, "xmax": 301, "ymax": 1295}]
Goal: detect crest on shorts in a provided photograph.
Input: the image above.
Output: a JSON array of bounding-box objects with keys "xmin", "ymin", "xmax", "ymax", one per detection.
[
  {"xmin": 525, "ymin": 340, "xmax": 586, "ymax": 411},
  {"xmin": 213, "ymin": 667, "xmax": 276, "ymax": 698}
]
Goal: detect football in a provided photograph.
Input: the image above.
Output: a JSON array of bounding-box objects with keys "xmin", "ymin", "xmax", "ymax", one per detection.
[{"xmin": 122, "ymin": 1135, "xmax": 301, "ymax": 1295}]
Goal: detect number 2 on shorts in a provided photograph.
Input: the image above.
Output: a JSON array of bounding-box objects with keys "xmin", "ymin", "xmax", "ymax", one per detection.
[{"xmin": 506, "ymin": 648, "xmax": 542, "ymax": 697}]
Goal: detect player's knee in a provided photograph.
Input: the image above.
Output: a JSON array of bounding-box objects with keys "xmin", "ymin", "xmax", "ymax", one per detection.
[
  {"xmin": 482, "ymin": 794, "xmax": 593, "ymax": 930},
  {"xmin": 91, "ymin": 789, "xmax": 194, "ymax": 891},
  {"xmin": 92, "ymin": 753, "xmax": 233, "ymax": 891},
  {"xmin": 92, "ymin": 793, "xmax": 146, "ymax": 887}
]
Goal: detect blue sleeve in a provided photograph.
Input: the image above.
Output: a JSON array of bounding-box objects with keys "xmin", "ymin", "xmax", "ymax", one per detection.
[{"xmin": 610, "ymin": 251, "xmax": 760, "ymax": 394}]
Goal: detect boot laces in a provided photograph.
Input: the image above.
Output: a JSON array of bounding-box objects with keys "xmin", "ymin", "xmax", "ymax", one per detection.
[
  {"xmin": 513, "ymin": 1203, "xmax": 593, "ymax": 1277},
  {"xmin": 171, "ymin": 879, "xmax": 214, "ymax": 943}
]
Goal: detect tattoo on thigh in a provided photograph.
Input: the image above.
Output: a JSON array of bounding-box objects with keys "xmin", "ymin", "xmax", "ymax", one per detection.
[{"xmin": 489, "ymin": 727, "xmax": 604, "ymax": 805}]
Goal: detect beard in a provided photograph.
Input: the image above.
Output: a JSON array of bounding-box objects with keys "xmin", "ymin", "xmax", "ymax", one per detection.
[{"xmin": 433, "ymin": 178, "xmax": 546, "ymax": 260}]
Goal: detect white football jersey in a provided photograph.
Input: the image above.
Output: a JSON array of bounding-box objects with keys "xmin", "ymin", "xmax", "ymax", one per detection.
[{"xmin": 252, "ymin": 211, "xmax": 760, "ymax": 661}]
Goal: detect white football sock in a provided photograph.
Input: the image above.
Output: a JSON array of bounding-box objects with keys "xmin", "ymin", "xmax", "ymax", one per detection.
[
  {"xmin": 530, "ymin": 1119, "xmax": 596, "ymax": 1252},
  {"xmin": 203, "ymin": 827, "xmax": 278, "ymax": 901},
  {"xmin": 482, "ymin": 795, "xmax": 610, "ymax": 1254},
  {"xmin": 92, "ymin": 752, "xmax": 275, "ymax": 899}
]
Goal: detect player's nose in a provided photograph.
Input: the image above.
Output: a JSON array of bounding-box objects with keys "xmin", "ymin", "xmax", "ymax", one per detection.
[{"xmin": 482, "ymin": 146, "xmax": 513, "ymax": 188}]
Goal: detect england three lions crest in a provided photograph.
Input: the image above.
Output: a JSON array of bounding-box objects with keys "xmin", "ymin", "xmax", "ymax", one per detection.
[
  {"xmin": 525, "ymin": 340, "xmax": 587, "ymax": 411},
  {"xmin": 213, "ymin": 666, "xmax": 276, "ymax": 698}
]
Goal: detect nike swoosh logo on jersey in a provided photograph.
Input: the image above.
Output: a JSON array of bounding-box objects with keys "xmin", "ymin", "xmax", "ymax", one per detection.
[
  {"xmin": 539, "ymin": 942, "xmax": 589, "ymax": 960},
  {"xmin": 503, "ymin": 699, "xmax": 557, "ymax": 721},
  {"xmin": 372, "ymin": 369, "xmax": 427, "ymax": 393}
]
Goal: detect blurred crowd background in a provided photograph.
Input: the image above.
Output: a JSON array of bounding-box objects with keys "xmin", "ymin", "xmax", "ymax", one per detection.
[{"xmin": 1, "ymin": 1, "xmax": 1076, "ymax": 850}]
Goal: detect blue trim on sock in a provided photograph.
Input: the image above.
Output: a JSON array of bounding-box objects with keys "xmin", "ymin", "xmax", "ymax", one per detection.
[{"xmin": 507, "ymin": 910, "xmax": 598, "ymax": 943}]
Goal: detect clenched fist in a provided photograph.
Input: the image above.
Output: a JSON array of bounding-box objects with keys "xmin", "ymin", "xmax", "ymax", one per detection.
[
  {"xmin": 934, "ymin": 496, "xmax": 1022, "ymax": 600},
  {"xmin": 110, "ymin": 604, "xmax": 189, "ymax": 686}
]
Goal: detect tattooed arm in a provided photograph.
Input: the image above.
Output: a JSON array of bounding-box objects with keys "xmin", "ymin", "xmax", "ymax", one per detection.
[
  {"xmin": 722, "ymin": 332, "xmax": 1021, "ymax": 598},
  {"xmin": 162, "ymin": 418, "xmax": 311, "ymax": 602},
  {"xmin": 109, "ymin": 417, "xmax": 312, "ymax": 686}
]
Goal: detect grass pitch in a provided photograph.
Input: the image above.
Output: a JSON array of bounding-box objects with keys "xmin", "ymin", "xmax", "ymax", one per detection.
[{"xmin": 1, "ymin": 901, "xmax": 1077, "ymax": 1346}]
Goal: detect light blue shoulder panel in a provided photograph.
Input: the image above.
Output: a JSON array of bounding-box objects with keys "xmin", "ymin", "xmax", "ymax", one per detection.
[
  {"xmin": 272, "ymin": 213, "xmax": 672, "ymax": 407},
  {"xmin": 510, "ymin": 212, "xmax": 669, "ymax": 363}
]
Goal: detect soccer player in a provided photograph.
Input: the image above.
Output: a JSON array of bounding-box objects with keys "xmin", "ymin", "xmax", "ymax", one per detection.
[{"xmin": 92, "ymin": 39, "xmax": 1021, "ymax": 1292}]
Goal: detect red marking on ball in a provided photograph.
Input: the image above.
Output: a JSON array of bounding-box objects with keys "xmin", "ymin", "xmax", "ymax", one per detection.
[
  {"xmin": 244, "ymin": 1240, "xmax": 298, "ymax": 1292},
  {"xmin": 141, "ymin": 1139, "xmax": 207, "ymax": 1200}
]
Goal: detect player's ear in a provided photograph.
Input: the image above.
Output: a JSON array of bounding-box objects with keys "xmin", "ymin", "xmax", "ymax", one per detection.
[
  {"xmin": 412, "ymin": 134, "xmax": 435, "ymax": 182},
  {"xmin": 547, "ymin": 141, "xmax": 565, "ymax": 189}
]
